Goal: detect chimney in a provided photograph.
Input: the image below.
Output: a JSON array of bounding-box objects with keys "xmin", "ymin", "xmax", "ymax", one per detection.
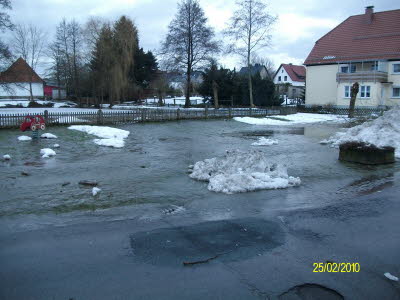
[{"xmin": 365, "ymin": 6, "xmax": 374, "ymax": 24}]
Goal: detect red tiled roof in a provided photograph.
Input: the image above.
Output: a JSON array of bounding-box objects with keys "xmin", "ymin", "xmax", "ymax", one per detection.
[
  {"xmin": 0, "ymin": 57, "xmax": 43, "ymax": 83},
  {"xmin": 279, "ymin": 64, "xmax": 306, "ymax": 82},
  {"xmin": 304, "ymin": 9, "xmax": 400, "ymax": 65}
]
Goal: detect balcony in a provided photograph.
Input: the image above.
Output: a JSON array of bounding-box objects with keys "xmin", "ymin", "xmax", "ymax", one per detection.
[{"xmin": 336, "ymin": 71, "xmax": 388, "ymax": 83}]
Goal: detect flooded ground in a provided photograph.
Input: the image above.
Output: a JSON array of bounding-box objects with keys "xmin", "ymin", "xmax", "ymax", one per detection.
[
  {"xmin": 1, "ymin": 119, "xmax": 400, "ymax": 300},
  {"xmin": 0, "ymin": 119, "xmax": 398, "ymax": 233}
]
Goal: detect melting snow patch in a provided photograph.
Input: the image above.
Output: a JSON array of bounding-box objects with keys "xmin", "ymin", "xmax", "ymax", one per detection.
[
  {"xmin": 189, "ymin": 150, "xmax": 300, "ymax": 194},
  {"xmin": 92, "ymin": 187, "xmax": 101, "ymax": 196},
  {"xmin": 68, "ymin": 125, "xmax": 129, "ymax": 148},
  {"xmin": 40, "ymin": 148, "xmax": 56, "ymax": 158},
  {"xmin": 384, "ymin": 272, "xmax": 399, "ymax": 281},
  {"xmin": 322, "ymin": 106, "xmax": 400, "ymax": 158},
  {"xmin": 234, "ymin": 113, "xmax": 345, "ymax": 126},
  {"xmin": 41, "ymin": 133, "xmax": 57, "ymax": 139},
  {"xmin": 3, "ymin": 154, "xmax": 11, "ymax": 160},
  {"xmin": 18, "ymin": 135, "xmax": 32, "ymax": 141},
  {"xmin": 252, "ymin": 137, "xmax": 278, "ymax": 146},
  {"xmin": 53, "ymin": 144, "xmax": 60, "ymax": 148}
]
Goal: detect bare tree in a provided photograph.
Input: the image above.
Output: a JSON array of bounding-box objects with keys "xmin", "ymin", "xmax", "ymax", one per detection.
[
  {"xmin": 251, "ymin": 55, "xmax": 276, "ymax": 80},
  {"xmin": 0, "ymin": 0, "xmax": 13, "ymax": 94},
  {"xmin": 161, "ymin": 0, "xmax": 219, "ymax": 107},
  {"xmin": 12, "ymin": 23, "xmax": 46, "ymax": 100},
  {"xmin": 224, "ymin": 0, "xmax": 277, "ymax": 107}
]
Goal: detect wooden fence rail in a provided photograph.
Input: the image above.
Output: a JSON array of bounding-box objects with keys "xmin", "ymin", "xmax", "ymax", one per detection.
[
  {"xmin": 297, "ymin": 106, "xmax": 388, "ymax": 116},
  {"xmin": 0, "ymin": 106, "xmax": 295, "ymax": 129}
]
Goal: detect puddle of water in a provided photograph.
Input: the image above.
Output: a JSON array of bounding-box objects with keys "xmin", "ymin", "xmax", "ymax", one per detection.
[{"xmin": 0, "ymin": 120, "xmax": 399, "ymax": 232}]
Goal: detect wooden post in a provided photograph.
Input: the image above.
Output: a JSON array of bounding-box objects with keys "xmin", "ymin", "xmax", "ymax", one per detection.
[
  {"xmin": 228, "ymin": 107, "xmax": 232, "ymax": 118},
  {"xmin": 44, "ymin": 110, "xmax": 48, "ymax": 123},
  {"xmin": 177, "ymin": 108, "xmax": 180, "ymax": 120},
  {"xmin": 249, "ymin": 107, "xmax": 252, "ymax": 117},
  {"xmin": 141, "ymin": 109, "xmax": 146, "ymax": 122},
  {"xmin": 97, "ymin": 109, "xmax": 103, "ymax": 125},
  {"xmin": 205, "ymin": 105, "xmax": 208, "ymax": 119}
]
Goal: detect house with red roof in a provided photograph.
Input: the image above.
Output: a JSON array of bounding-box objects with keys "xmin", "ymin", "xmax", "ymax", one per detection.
[
  {"xmin": 304, "ymin": 6, "xmax": 400, "ymax": 107},
  {"xmin": 273, "ymin": 63, "xmax": 306, "ymax": 102},
  {"xmin": 0, "ymin": 57, "xmax": 44, "ymax": 99}
]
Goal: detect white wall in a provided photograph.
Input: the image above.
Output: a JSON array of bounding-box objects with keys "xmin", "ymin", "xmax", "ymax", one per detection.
[
  {"xmin": 0, "ymin": 82, "xmax": 44, "ymax": 97},
  {"xmin": 273, "ymin": 66, "xmax": 305, "ymax": 87},
  {"xmin": 305, "ymin": 65, "xmax": 338, "ymax": 106}
]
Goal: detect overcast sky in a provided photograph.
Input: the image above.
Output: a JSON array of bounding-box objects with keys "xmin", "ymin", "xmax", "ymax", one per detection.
[{"xmin": 6, "ymin": 0, "xmax": 399, "ymax": 72}]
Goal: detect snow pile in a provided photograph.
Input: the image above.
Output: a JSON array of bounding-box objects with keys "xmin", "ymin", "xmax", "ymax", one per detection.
[
  {"xmin": 53, "ymin": 144, "xmax": 60, "ymax": 148},
  {"xmin": 68, "ymin": 125, "xmax": 130, "ymax": 148},
  {"xmin": 18, "ymin": 135, "xmax": 32, "ymax": 141},
  {"xmin": 40, "ymin": 148, "xmax": 56, "ymax": 158},
  {"xmin": 92, "ymin": 187, "xmax": 101, "ymax": 196},
  {"xmin": 384, "ymin": 272, "xmax": 399, "ymax": 281},
  {"xmin": 3, "ymin": 154, "xmax": 11, "ymax": 160},
  {"xmin": 252, "ymin": 137, "xmax": 278, "ymax": 146},
  {"xmin": 234, "ymin": 113, "xmax": 345, "ymax": 126},
  {"xmin": 188, "ymin": 150, "xmax": 300, "ymax": 194},
  {"xmin": 41, "ymin": 133, "xmax": 57, "ymax": 139},
  {"xmin": 321, "ymin": 106, "xmax": 400, "ymax": 158}
]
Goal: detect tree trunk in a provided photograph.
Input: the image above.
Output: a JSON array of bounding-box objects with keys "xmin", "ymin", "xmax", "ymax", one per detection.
[
  {"xmin": 185, "ymin": 66, "xmax": 191, "ymax": 108},
  {"xmin": 348, "ymin": 82, "xmax": 359, "ymax": 118},
  {"xmin": 212, "ymin": 80, "xmax": 219, "ymax": 109},
  {"xmin": 29, "ymin": 81, "xmax": 33, "ymax": 101}
]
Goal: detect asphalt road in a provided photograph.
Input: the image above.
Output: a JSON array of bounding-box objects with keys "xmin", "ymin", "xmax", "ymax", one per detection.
[{"xmin": 1, "ymin": 185, "xmax": 399, "ymax": 300}]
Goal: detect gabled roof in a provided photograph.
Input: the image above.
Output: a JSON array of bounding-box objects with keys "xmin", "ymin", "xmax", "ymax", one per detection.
[
  {"xmin": 277, "ymin": 64, "xmax": 306, "ymax": 82},
  {"xmin": 239, "ymin": 64, "xmax": 267, "ymax": 76},
  {"xmin": 304, "ymin": 8, "xmax": 400, "ymax": 65},
  {"xmin": 0, "ymin": 57, "xmax": 43, "ymax": 83}
]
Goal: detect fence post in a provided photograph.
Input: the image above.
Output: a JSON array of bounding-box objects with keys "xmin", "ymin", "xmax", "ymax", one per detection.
[
  {"xmin": 176, "ymin": 108, "xmax": 180, "ymax": 120},
  {"xmin": 205, "ymin": 106, "xmax": 208, "ymax": 119},
  {"xmin": 44, "ymin": 110, "xmax": 48, "ymax": 123},
  {"xmin": 249, "ymin": 107, "xmax": 252, "ymax": 117},
  {"xmin": 97, "ymin": 109, "xmax": 103, "ymax": 125},
  {"xmin": 141, "ymin": 109, "xmax": 146, "ymax": 122},
  {"xmin": 228, "ymin": 107, "xmax": 232, "ymax": 118}
]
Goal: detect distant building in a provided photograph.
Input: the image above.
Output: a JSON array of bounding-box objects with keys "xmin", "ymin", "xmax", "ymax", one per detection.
[
  {"xmin": 0, "ymin": 57, "xmax": 44, "ymax": 99},
  {"xmin": 43, "ymin": 81, "xmax": 67, "ymax": 100},
  {"xmin": 239, "ymin": 64, "xmax": 269, "ymax": 79},
  {"xmin": 273, "ymin": 63, "xmax": 306, "ymax": 100},
  {"xmin": 304, "ymin": 7, "xmax": 400, "ymax": 107}
]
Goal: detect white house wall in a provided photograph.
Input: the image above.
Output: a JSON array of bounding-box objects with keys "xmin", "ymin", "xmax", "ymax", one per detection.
[
  {"xmin": 0, "ymin": 82, "xmax": 44, "ymax": 98},
  {"xmin": 273, "ymin": 66, "xmax": 305, "ymax": 87},
  {"xmin": 305, "ymin": 65, "xmax": 338, "ymax": 106}
]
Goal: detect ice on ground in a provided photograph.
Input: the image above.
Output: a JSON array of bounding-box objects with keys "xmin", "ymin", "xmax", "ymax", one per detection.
[
  {"xmin": 93, "ymin": 138, "xmax": 125, "ymax": 148},
  {"xmin": 92, "ymin": 187, "xmax": 101, "ymax": 196},
  {"xmin": 41, "ymin": 133, "xmax": 57, "ymax": 139},
  {"xmin": 68, "ymin": 125, "xmax": 129, "ymax": 148},
  {"xmin": 252, "ymin": 137, "xmax": 278, "ymax": 146},
  {"xmin": 234, "ymin": 113, "xmax": 345, "ymax": 126},
  {"xmin": 18, "ymin": 135, "xmax": 32, "ymax": 141},
  {"xmin": 53, "ymin": 144, "xmax": 60, "ymax": 148},
  {"xmin": 3, "ymin": 154, "xmax": 11, "ymax": 160},
  {"xmin": 322, "ymin": 106, "xmax": 400, "ymax": 158},
  {"xmin": 384, "ymin": 272, "xmax": 399, "ymax": 281},
  {"xmin": 189, "ymin": 150, "xmax": 301, "ymax": 194},
  {"xmin": 40, "ymin": 148, "xmax": 56, "ymax": 158}
]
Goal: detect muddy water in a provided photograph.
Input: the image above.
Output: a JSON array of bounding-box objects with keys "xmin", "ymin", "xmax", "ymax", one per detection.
[{"xmin": 0, "ymin": 120, "xmax": 398, "ymax": 232}]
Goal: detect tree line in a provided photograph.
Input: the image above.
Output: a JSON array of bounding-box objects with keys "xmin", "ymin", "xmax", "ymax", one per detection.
[{"xmin": 1, "ymin": 0, "xmax": 279, "ymax": 108}]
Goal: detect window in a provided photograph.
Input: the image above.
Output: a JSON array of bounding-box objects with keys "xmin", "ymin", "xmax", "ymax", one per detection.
[
  {"xmin": 360, "ymin": 85, "xmax": 371, "ymax": 98},
  {"xmin": 341, "ymin": 66, "xmax": 349, "ymax": 73},
  {"xmin": 371, "ymin": 62, "xmax": 378, "ymax": 71},
  {"xmin": 281, "ymin": 69, "xmax": 284, "ymax": 73},
  {"xmin": 392, "ymin": 87, "xmax": 400, "ymax": 98},
  {"xmin": 278, "ymin": 76, "xmax": 281, "ymax": 81},
  {"xmin": 344, "ymin": 86, "xmax": 350, "ymax": 98},
  {"xmin": 393, "ymin": 64, "xmax": 400, "ymax": 73},
  {"xmin": 284, "ymin": 76, "xmax": 287, "ymax": 81},
  {"xmin": 350, "ymin": 65, "xmax": 356, "ymax": 73}
]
